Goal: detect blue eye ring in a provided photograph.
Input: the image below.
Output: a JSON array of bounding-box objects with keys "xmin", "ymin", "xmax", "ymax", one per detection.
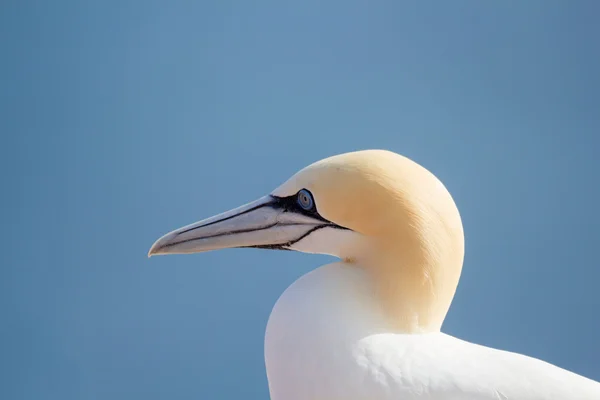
[{"xmin": 297, "ymin": 189, "xmax": 314, "ymax": 210}]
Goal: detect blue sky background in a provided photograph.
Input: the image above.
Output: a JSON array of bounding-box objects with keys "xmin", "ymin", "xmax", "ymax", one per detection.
[{"xmin": 2, "ymin": 1, "xmax": 599, "ymax": 399}]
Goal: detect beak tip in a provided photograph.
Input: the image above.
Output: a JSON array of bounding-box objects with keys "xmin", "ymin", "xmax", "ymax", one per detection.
[{"xmin": 148, "ymin": 236, "xmax": 168, "ymax": 258}]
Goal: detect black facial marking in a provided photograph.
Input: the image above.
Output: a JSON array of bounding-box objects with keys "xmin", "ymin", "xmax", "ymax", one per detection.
[
  {"xmin": 270, "ymin": 189, "xmax": 331, "ymax": 224},
  {"xmin": 245, "ymin": 190, "xmax": 350, "ymax": 250},
  {"xmin": 162, "ymin": 189, "xmax": 351, "ymax": 251},
  {"xmin": 245, "ymin": 224, "xmax": 331, "ymax": 251}
]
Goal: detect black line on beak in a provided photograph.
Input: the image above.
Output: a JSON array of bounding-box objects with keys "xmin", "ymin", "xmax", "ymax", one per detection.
[
  {"xmin": 166, "ymin": 192, "xmax": 352, "ymax": 252},
  {"xmin": 176, "ymin": 197, "xmax": 278, "ymax": 236},
  {"xmin": 245, "ymin": 224, "xmax": 330, "ymax": 251}
]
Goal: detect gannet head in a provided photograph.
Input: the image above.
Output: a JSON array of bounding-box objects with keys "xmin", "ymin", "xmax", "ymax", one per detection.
[{"xmin": 149, "ymin": 150, "xmax": 464, "ymax": 332}]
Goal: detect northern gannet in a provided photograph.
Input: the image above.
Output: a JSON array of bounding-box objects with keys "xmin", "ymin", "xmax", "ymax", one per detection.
[{"xmin": 149, "ymin": 150, "xmax": 600, "ymax": 399}]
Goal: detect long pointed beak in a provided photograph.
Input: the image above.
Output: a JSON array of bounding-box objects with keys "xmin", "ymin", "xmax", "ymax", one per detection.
[{"xmin": 148, "ymin": 195, "xmax": 329, "ymax": 256}]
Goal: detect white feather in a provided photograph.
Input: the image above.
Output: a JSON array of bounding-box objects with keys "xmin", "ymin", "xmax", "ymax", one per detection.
[{"xmin": 265, "ymin": 262, "xmax": 600, "ymax": 400}]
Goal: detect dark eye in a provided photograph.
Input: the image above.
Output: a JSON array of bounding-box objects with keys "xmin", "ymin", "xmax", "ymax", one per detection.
[{"xmin": 297, "ymin": 189, "xmax": 314, "ymax": 210}]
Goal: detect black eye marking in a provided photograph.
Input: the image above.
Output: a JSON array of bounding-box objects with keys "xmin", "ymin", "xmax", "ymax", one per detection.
[
  {"xmin": 244, "ymin": 190, "xmax": 352, "ymax": 251},
  {"xmin": 271, "ymin": 189, "xmax": 328, "ymax": 222}
]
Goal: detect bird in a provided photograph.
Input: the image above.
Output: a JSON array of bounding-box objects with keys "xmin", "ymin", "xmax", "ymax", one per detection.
[{"xmin": 149, "ymin": 149, "xmax": 600, "ymax": 399}]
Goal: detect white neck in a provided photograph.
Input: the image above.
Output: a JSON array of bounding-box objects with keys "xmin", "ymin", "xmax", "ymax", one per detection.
[{"xmin": 264, "ymin": 262, "xmax": 392, "ymax": 399}]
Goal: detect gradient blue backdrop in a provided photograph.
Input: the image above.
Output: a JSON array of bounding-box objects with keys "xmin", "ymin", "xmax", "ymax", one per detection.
[{"xmin": 2, "ymin": 1, "xmax": 599, "ymax": 399}]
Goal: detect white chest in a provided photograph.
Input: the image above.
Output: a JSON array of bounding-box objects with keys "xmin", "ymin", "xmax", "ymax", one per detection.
[{"xmin": 264, "ymin": 262, "xmax": 424, "ymax": 400}]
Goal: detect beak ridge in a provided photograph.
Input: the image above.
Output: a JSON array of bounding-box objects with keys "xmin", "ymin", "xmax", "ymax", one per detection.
[{"xmin": 148, "ymin": 195, "xmax": 327, "ymax": 257}]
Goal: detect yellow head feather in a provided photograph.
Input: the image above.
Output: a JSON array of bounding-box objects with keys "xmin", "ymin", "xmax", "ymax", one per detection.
[{"xmin": 274, "ymin": 150, "xmax": 464, "ymax": 332}]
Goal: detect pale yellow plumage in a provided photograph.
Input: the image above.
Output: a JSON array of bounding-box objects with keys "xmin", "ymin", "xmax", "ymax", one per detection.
[
  {"xmin": 149, "ymin": 149, "xmax": 600, "ymax": 399},
  {"xmin": 271, "ymin": 150, "xmax": 464, "ymax": 332}
]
